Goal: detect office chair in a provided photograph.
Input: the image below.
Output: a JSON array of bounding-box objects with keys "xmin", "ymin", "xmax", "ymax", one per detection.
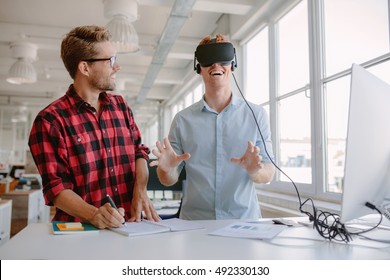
[
  {"xmin": 147, "ymin": 160, "xmax": 186, "ymax": 220},
  {"xmin": 159, "ymin": 199, "xmax": 182, "ymax": 220}
]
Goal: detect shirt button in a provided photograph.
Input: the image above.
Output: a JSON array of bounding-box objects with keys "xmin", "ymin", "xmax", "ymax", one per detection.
[
  {"xmin": 114, "ymin": 188, "xmax": 118, "ymax": 192},
  {"xmin": 108, "ymin": 149, "xmax": 111, "ymax": 153},
  {"xmin": 110, "ymin": 168, "xmax": 114, "ymax": 173},
  {"xmin": 103, "ymin": 130, "xmax": 106, "ymax": 134},
  {"xmin": 77, "ymin": 137, "xmax": 81, "ymax": 142}
]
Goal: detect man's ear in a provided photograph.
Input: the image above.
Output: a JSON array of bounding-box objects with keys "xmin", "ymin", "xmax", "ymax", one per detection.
[{"xmin": 78, "ymin": 61, "xmax": 90, "ymax": 76}]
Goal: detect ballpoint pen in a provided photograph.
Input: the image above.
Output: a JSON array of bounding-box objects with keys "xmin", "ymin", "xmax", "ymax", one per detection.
[{"xmin": 105, "ymin": 194, "xmax": 127, "ymax": 227}]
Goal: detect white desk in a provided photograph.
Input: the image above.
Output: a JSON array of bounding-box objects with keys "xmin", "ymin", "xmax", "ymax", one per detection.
[
  {"xmin": 0, "ymin": 199, "xmax": 12, "ymax": 246},
  {"xmin": 0, "ymin": 219, "xmax": 389, "ymax": 260}
]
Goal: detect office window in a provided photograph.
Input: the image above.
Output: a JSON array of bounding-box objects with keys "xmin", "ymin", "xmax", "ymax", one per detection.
[
  {"xmin": 246, "ymin": 27, "xmax": 269, "ymax": 104},
  {"xmin": 194, "ymin": 83, "xmax": 203, "ymax": 102},
  {"xmin": 324, "ymin": 77, "xmax": 350, "ymax": 193},
  {"xmin": 323, "ymin": 0, "xmax": 390, "ymax": 193},
  {"xmin": 171, "ymin": 104, "xmax": 180, "ymax": 120},
  {"xmin": 167, "ymin": 82, "xmax": 203, "ymax": 125},
  {"xmin": 184, "ymin": 92, "xmax": 192, "ymax": 108},
  {"xmin": 146, "ymin": 120, "xmax": 159, "ymax": 155},
  {"xmin": 368, "ymin": 60, "xmax": 390, "ymax": 84},
  {"xmin": 323, "ymin": 0, "xmax": 389, "ymax": 76},
  {"xmin": 277, "ymin": 0, "xmax": 311, "ymax": 184},
  {"xmin": 279, "ymin": 91, "xmax": 311, "ymax": 184},
  {"xmin": 278, "ymin": 0, "xmax": 309, "ymax": 95}
]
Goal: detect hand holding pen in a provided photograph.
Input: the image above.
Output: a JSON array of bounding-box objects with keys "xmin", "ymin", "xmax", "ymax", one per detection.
[{"xmin": 104, "ymin": 194, "xmax": 127, "ymax": 227}]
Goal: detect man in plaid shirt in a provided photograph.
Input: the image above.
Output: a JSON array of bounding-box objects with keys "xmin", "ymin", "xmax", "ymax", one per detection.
[{"xmin": 28, "ymin": 25, "xmax": 160, "ymax": 229}]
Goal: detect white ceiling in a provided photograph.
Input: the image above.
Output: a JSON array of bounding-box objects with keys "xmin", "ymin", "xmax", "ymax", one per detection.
[{"xmin": 0, "ymin": 0, "xmax": 288, "ymax": 125}]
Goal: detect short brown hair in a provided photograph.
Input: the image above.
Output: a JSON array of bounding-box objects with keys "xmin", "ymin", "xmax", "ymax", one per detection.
[
  {"xmin": 198, "ymin": 34, "xmax": 229, "ymax": 46},
  {"xmin": 61, "ymin": 25, "xmax": 111, "ymax": 79}
]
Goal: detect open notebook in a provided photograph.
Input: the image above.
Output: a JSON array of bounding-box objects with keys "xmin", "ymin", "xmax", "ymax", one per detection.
[{"xmin": 108, "ymin": 218, "xmax": 204, "ymax": 237}]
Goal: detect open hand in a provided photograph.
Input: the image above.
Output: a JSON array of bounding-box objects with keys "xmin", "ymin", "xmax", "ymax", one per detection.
[
  {"xmin": 150, "ymin": 137, "xmax": 190, "ymax": 172},
  {"xmin": 230, "ymin": 141, "xmax": 263, "ymax": 176}
]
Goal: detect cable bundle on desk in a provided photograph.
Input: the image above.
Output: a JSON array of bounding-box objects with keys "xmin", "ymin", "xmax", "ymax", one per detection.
[{"xmin": 298, "ymin": 197, "xmax": 352, "ymax": 242}]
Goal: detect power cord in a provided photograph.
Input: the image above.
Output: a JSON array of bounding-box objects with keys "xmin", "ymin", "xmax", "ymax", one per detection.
[{"xmin": 231, "ymin": 73, "xmax": 382, "ymax": 242}]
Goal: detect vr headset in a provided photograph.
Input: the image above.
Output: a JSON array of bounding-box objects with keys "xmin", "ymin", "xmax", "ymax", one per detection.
[{"xmin": 194, "ymin": 40, "xmax": 237, "ymax": 74}]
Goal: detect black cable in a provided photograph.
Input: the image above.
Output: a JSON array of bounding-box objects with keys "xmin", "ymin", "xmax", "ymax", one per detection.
[{"xmin": 231, "ymin": 73, "xmax": 381, "ymax": 242}]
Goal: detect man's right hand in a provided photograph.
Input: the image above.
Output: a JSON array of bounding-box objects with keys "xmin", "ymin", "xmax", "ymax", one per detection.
[
  {"xmin": 150, "ymin": 137, "xmax": 190, "ymax": 172},
  {"xmin": 89, "ymin": 203, "xmax": 125, "ymax": 229}
]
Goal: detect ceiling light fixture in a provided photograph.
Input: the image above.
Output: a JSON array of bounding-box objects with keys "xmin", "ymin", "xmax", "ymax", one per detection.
[
  {"xmin": 6, "ymin": 41, "xmax": 38, "ymax": 85},
  {"xmin": 104, "ymin": 0, "xmax": 140, "ymax": 53}
]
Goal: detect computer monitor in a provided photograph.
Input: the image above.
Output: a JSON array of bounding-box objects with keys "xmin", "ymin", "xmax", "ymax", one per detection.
[
  {"xmin": 340, "ymin": 63, "xmax": 390, "ymax": 223},
  {"xmin": 9, "ymin": 164, "xmax": 25, "ymax": 179}
]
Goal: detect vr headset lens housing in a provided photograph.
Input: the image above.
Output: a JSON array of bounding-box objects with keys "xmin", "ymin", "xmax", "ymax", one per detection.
[{"xmin": 195, "ymin": 42, "xmax": 235, "ymax": 67}]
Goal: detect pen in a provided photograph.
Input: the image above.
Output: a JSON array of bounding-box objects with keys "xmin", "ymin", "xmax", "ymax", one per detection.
[{"xmin": 105, "ymin": 194, "xmax": 127, "ymax": 227}]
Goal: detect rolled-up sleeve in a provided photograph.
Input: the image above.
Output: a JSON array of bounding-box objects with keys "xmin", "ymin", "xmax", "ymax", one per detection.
[{"xmin": 28, "ymin": 115, "xmax": 73, "ymax": 205}]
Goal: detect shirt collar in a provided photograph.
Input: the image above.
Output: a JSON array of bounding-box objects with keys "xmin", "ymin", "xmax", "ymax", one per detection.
[
  {"xmin": 66, "ymin": 84, "xmax": 112, "ymax": 112},
  {"xmin": 199, "ymin": 92, "xmax": 238, "ymax": 112}
]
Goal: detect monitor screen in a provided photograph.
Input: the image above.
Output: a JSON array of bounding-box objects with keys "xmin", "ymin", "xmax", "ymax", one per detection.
[
  {"xmin": 340, "ymin": 63, "xmax": 390, "ymax": 223},
  {"xmin": 9, "ymin": 165, "xmax": 25, "ymax": 179}
]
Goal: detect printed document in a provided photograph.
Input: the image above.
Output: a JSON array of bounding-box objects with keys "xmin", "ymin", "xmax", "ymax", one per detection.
[{"xmin": 209, "ymin": 221, "xmax": 285, "ymax": 240}]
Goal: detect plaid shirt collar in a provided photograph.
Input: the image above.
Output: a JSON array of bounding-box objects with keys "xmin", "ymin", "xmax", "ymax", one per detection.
[{"xmin": 66, "ymin": 84, "xmax": 112, "ymax": 113}]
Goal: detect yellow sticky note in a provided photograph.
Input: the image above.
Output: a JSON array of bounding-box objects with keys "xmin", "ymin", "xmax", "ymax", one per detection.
[{"xmin": 57, "ymin": 222, "xmax": 84, "ymax": 231}]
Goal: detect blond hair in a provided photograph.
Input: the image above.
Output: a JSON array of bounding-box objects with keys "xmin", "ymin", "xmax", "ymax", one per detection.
[{"xmin": 198, "ymin": 34, "xmax": 229, "ymax": 46}]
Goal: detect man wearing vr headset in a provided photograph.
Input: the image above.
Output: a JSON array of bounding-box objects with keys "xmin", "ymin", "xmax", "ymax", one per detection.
[{"xmin": 151, "ymin": 34, "xmax": 275, "ymax": 220}]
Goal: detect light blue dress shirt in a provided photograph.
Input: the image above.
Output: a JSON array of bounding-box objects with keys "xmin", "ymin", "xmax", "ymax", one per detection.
[{"xmin": 169, "ymin": 94, "xmax": 274, "ymax": 220}]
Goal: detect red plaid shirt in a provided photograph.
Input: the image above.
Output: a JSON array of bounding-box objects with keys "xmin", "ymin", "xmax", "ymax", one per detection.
[{"xmin": 28, "ymin": 85, "xmax": 150, "ymax": 222}]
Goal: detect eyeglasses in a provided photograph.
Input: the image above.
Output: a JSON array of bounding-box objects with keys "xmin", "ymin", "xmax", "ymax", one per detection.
[{"xmin": 83, "ymin": 56, "xmax": 116, "ymax": 68}]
